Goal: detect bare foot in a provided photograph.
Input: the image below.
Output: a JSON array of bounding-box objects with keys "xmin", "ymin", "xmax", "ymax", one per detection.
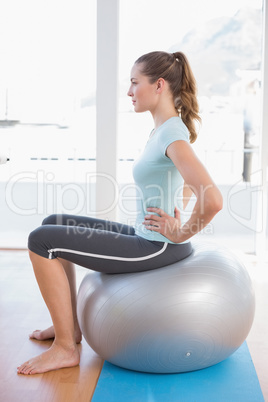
[
  {"xmin": 17, "ymin": 342, "xmax": 80, "ymax": 375},
  {"xmin": 29, "ymin": 326, "xmax": 82, "ymax": 344}
]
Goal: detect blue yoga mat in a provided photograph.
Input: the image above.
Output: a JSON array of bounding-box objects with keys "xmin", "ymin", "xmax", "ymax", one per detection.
[{"xmin": 92, "ymin": 342, "xmax": 264, "ymax": 402}]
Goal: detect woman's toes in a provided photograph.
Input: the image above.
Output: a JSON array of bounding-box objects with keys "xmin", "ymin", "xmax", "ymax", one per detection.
[
  {"xmin": 29, "ymin": 330, "xmax": 40, "ymax": 339},
  {"xmin": 17, "ymin": 363, "xmax": 28, "ymax": 374},
  {"xmin": 18, "ymin": 360, "xmax": 35, "ymax": 375}
]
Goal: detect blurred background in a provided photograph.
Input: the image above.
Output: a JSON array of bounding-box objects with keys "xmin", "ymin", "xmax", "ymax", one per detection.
[{"xmin": 0, "ymin": 0, "xmax": 266, "ymax": 256}]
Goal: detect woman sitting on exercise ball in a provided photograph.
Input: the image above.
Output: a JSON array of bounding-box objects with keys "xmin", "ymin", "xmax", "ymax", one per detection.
[{"xmin": 17, "ymin": 51, "xmax": 222, "ymax": 375}]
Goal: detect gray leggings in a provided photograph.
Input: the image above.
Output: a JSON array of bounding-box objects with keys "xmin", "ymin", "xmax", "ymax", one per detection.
[{"xmin": 28, "ymin": 214, "xmax": 192, "ymax": 274}]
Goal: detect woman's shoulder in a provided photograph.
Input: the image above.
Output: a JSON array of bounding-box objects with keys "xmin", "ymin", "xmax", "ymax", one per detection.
[{"xmin": 158, "ymin": 116, "xmax": 189, "ymax": 142}]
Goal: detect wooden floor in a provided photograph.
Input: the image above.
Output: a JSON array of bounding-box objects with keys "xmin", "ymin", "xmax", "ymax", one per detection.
[
  {"xmin": 0, "ymin": 249, "xmax": 267, "ymax": 401},
  {"xmin": 0, "ymin": 251, "xmax": 103, "ymax": 402}
]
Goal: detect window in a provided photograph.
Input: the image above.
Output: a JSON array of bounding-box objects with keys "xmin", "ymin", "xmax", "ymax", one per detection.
[
  {"xmin": 118, "ymin": 0, "xmax": 263, "ymax": 185},
  {"xmin": 0, "ymin": 0, "xmax": 264, "ymax": 249},
  {"xmin": 1, "ymin": 0, "xmax": 96, "ymax": 246},
  {"xmin": 118, "ymin": 0, "xmax": 264, "ymax": 248},
  {"xmin": 1, "ymin": 0, "xmax": 96, "ymax": 183}
]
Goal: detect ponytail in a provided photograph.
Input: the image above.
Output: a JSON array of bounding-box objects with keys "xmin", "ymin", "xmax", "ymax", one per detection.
[
  {"xmin": 135, "ymin": 51, "xmax": 201, "ymax": 143},
  {"xmin": 172, "ymin": 52, "xmax": 200, "ymax": 143}
]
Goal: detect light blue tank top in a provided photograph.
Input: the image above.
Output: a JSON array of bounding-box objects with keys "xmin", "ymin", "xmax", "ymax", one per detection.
[{"xmin": 132, "ymin": 116, "xmax": 190, "ymax": 244}]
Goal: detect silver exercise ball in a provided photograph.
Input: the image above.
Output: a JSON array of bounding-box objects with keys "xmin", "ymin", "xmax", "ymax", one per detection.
[{"xmin": 77, "ymin": 242, "xmax": 255, "ymax": 373}]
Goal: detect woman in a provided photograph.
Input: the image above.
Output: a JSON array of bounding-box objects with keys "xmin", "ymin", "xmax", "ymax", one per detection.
[{"xmin": 17, "ymin": 51, "xmax": 222, "ymax": 375}]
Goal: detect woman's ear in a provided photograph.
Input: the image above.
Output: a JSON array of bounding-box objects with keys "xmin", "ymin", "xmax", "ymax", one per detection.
[{"xmin": 156, "ymin": 78, "xmax": 165, "ymax": 93}]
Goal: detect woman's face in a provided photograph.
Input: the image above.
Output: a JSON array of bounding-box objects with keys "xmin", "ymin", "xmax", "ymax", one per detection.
[{"xmin": 127, "ymin": 63, "xmax": 158, "ymax": 113}]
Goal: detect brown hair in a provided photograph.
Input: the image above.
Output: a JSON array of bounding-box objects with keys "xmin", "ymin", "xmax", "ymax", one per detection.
[{"xmin": 135, "ymin": 51, "xmax": 201, "ymax": 143}]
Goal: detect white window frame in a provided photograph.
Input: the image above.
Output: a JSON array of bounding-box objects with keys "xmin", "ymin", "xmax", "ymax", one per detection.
[
  {"xmin": 256, "ymin": 0, "xmax": 268, "ymax": 258},
  {"xmin": 96, "ymin": 0, "xmax": 119, "ymax": 220}
]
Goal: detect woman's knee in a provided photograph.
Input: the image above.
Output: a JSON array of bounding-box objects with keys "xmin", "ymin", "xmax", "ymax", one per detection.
[
  {"xmin": 28, "ymin": 226, "xmax": 43, "ymax": 248},
  {"xmin": 28, "ymin": 226, "xmax": 50, "ymax": 256},
  {"xmin": 42, "ymin": 214, "xmax": 61, "ymax": 225}
]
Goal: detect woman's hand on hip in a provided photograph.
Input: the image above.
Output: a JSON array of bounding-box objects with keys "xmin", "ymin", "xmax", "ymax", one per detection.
[{"xmin": 143, "ymin": 207, "xmax": 182, "ymax": 243}]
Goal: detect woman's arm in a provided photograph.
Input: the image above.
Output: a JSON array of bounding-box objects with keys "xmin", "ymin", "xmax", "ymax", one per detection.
[
  {"xmin": 183, "ymin": 183, "xmax": 193, "ymax": 210},
  {"xmin": 143, "ymin": 140, "xmax": 223, "ymax": 243}
]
